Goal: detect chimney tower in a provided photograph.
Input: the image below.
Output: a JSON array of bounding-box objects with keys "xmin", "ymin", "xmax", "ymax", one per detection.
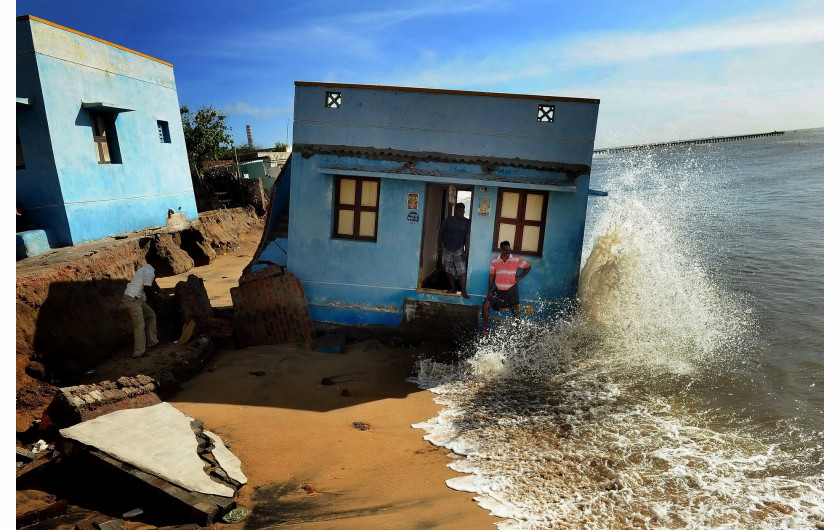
[{"xmin": 246, "ymin": 125, "xmax": 253, "ymax": 148}]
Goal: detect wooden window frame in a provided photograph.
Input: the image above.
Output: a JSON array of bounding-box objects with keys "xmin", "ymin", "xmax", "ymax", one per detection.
[
  {"xmin": 90, "ymin": 111, "xmax": 121, "ymax": 164},
  {"xmin": 492, "ymin": 188, "xmax": 549, "ymax": 257},
  {"xmin": 333, "ymin": 176, "xmax": 380, "ymax": 241}
]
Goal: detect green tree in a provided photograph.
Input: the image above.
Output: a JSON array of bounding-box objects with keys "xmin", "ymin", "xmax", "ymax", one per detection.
[
  {"xmin": 180, "ymin": 105, "xmax": 234, "ymax": 168},
  {"xmin": 275, "ymin": 141, "xmax": 289, "ymax": 152}
]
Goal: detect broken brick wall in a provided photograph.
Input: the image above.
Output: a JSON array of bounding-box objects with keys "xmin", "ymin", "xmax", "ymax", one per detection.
[{"xmin": 231, "ymin": 266, "xmax": 314, "ymax": 346}]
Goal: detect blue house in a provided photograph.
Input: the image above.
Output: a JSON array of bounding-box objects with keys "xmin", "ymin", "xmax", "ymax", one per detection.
[
  {"xmin": 16, "ymin": 15, "xmax": 197, "ymax": 257},
  {"xmin": 251, "ymin": 82, "xmax": 599, "ymax": 328}
]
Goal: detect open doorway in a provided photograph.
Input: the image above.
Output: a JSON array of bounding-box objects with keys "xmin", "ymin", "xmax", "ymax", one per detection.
[{"xmin": 419, "ymin": 184, "xmax": 474, "ymax": 292}]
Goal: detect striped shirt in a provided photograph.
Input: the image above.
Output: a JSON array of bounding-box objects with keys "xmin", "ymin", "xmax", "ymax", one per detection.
[{"xmin": 490, "ymin": 255, "xmax": 530, "ymax": 291}]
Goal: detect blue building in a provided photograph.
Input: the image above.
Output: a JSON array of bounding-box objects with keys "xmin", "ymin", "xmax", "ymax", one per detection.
[
  {"xmin": 16, "ymin": 15, "xmax": 197, "ymax": 257},
  {"xmin": 252, "ymin": 82, "xmax": 600, "ymax": 327}
]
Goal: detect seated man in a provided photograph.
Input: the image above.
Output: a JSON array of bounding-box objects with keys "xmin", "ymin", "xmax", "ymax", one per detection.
[{"xmin": 482, "ymin": 240, "xmax": 531, "ymax": 333}]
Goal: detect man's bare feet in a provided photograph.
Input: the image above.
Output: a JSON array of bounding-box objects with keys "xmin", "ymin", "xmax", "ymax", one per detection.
[{"xmin": 461, "ymin": 291, "xmax": 470, "ymax": 299}]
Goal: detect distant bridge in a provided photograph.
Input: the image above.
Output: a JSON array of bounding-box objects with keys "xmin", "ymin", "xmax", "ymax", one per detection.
[{"xmin": 593, "ymin": 131, "xmax": 784, "ymax": 154}]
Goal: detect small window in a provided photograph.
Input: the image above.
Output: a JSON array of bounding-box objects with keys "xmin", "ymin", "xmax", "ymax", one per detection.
[
  {"xmin": 333, "ymin": 176, "xmax": 380, "ymax": 240},
  {"xmin": 90, "ymin": 112, "xmax": 121, "ymax": 164},
  {"xmin": 537, "ymin": 104, "xmax": 555, "ymax": 123},
  {"xmin": 16, "ymin": 126, "xmax": 25, "ymax": 170},
  {"xmin": 157, "ymin": 120, "xmax": 171, "ymax": 143},
  {"xmin": 325, "ymin": 91, "xmax": 341, "ymax": 109},
  {"xmin": 493, "ymin": 188, "xmax": 548, "ymax": 256}
]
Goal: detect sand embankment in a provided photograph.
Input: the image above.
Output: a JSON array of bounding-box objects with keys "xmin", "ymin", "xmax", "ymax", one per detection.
[{"xmin": 15, "ymin": 208, "xmax": 262, "ymax": 433}]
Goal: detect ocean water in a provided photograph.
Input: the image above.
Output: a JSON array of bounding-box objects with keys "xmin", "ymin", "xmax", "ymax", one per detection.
[{"xmin": 412, "ymin": 128, "xmax": 824, "ymax": 528}]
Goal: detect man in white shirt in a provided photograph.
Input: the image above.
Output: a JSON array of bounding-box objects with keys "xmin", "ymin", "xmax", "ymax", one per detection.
[{"xmin": 121, "ymin": 263, "xmax": 162, "ymax": 358}]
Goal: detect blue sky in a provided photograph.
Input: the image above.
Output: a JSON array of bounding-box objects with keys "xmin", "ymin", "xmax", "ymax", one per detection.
[{"xmin": 14, "ymin": 0, "xmax": 824, "ymax": 149}]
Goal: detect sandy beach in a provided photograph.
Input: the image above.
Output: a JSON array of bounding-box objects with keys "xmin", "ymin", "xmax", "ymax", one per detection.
[{"xmin": 157, "ymin": 231, "xmax": 498, "ymax": 529}]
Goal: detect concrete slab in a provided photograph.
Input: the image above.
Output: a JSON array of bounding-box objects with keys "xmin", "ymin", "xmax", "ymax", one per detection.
[
  {"xmin": 16, "ymin": 229, "xmax": 56, "ymax": 260},
  {"xmin": 59, "ymin": 402, "xmax": 235, "ymax": 497},
  {"xmin": 203, "ymin": 431, "xmax": 247, "ymax": 485}
]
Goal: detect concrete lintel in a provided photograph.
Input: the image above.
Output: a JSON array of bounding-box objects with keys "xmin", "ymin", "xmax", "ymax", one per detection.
[
  {"xmin": 316, "ymin": 166, "xmax": 577, "ymax": 192},
  {"xmin": 81, "ymin": 101, "xmax": 135, "ymax": 113}
]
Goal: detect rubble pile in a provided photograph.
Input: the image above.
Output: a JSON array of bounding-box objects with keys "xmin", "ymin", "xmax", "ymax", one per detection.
[{"xmin": 44, "ymin": 375, "xmax": 164, "ymax": 429}]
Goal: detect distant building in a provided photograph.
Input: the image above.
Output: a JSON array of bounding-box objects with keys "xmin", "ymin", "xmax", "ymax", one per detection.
[
  {"xmin": 16, "ymin": 15, "xmax": 197, "ymax": 257},
  {"xmin": 251, "ymin": 82, "xmax": 600, "ymax": 328}
]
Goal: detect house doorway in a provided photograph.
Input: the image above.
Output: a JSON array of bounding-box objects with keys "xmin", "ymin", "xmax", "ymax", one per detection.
[{"xmin": 419, "ymin": 183, "xmax": 474, "ymax": 292}]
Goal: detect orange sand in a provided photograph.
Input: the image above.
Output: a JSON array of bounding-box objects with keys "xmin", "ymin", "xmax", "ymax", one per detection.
[{"xmin": 160, "ymin": 232, "xmax": 498, "ymax": 528}]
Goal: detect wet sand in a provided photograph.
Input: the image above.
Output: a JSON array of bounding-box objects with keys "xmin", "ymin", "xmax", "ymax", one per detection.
[{"xmin": 160, "ymin": 233, "xmax": 498, "ymax": 528}]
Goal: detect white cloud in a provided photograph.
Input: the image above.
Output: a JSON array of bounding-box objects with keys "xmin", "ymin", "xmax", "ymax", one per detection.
[
  {"xmin": 388, "ymin": 5, "xmax": 823, "ymax": 147},
  {"xmin": 560, "ymin": 13, "xmax": 823, "ymax": 66},
  {"xmin": 395, "ymin": 8, "xmax": 823, "ymax": 89},
  {"xmin": 345, "ymin": 0, "xmax": 503, "ymax": 27}
]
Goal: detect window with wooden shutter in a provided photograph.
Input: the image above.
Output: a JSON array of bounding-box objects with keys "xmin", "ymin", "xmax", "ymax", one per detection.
[
  {"xmin": 333, "ymin": 176, "xmax": 380, "ymax": 241},
  {"xmin": 90, "ymin": 112, "xmax": 121, "ymax": 164},
  {"xmin": 492, "ymin": 188, "xmax": 548, "ymax": 256}
]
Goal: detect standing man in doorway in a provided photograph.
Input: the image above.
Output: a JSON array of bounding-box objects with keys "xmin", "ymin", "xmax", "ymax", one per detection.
[
  {"xmin": 439, "ymin": 202, "xmax": 471, "ymax": 299},
  {"xmin": 482, "ymin": 240, "xmax": 531, "ymax": 333}
]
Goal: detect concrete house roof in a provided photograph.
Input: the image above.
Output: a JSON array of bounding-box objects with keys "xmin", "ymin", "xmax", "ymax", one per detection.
[
  {"xmin": 292, "ymin": 81, "xmax": 600, "ymax": 189},
  {"xmin": 16, "ymin": 15, "xmax": 173, "ymax": 67},
  {"xmin": 294, "ymin": 81, "xmax": 600, "ymax": 105}
]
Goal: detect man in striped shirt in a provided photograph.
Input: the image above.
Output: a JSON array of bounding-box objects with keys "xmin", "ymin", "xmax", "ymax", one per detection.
[{"xmin": 482, "ymin": 240, "xmax": 531, "ymax": 333}]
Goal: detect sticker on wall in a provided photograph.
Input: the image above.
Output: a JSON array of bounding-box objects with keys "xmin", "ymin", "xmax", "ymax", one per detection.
[
  {"xmin": 407, "ymin": 211, "xmax": 419, "ymax": 224},
  {"xmin": 479, "ymin": 198, "xmax": 491, "ymax": 216},
  {"xmin": 407, "ymin": 192, "xmax": 419, "ymax": 210}
]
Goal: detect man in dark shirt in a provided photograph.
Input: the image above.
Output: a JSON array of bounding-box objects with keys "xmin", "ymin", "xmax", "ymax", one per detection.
[{"xmin": 438, "ymin": 202, "xmax": 471, "ymax": 299}]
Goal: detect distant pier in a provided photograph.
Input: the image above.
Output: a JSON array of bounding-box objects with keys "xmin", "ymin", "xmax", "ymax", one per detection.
[{"xmin": 594, "ymin": 131, "xmax": 784, "ymax": 154}]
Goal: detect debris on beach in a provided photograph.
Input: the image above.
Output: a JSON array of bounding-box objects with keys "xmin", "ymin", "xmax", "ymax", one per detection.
[
  {"xmin": 56, "ymin": 402, "xmax": 247, "ymax": 526},
  {"xmin": 352, "ymin": 422, "xmax": 370, "ymax": 431},
  {"xmin": 122, "ymin": 507, "xmax": 143, "ymax": 518},
  {"xmin": 15, "ymin": 493, "xmax": 68, "ymax": 527},
  {"xmin": 301, "ymin": 483, "xmax": 317, "ymax": 494},
  {"xmin": 44, "ymin": 375, "xmax": 165, "ymax": 428},
  {"xmin": 222, "ymin": 507, "xmax": 250, "ymax": 523}
]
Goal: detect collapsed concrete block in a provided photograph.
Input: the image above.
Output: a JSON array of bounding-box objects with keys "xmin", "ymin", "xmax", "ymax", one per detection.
[
  {"xmin": 59, "ymin": 403, "xmax": 239, "ymax": 497},
  {"xmin": 174, "ymin": 275, "xmax": 214, "ymax": 333},
  {"xmin": 57, "ymin": 402, "xmax": 244, "ymax": 526}
]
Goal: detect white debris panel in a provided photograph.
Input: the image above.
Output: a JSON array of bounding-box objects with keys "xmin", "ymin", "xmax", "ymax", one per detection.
[{"xmin": 60, "ymin": 402, "xmax": 242, "ymax": 497}]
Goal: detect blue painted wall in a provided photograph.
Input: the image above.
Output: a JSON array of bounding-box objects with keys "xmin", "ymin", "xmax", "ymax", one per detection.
[
  {"xmin": 283, "ymin": 154, "xmax": 590, "ymax": 324},
  {"xmin": 270, "ymin": 83, "xmax": 599, "ymax": 326},
  {"xmin": 293, "ymin": 82, "xmax": 598, "ymax": 165},
  {"xmin": 16, "ymin": 16, "xmax": 197, "ymax": 246}
]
